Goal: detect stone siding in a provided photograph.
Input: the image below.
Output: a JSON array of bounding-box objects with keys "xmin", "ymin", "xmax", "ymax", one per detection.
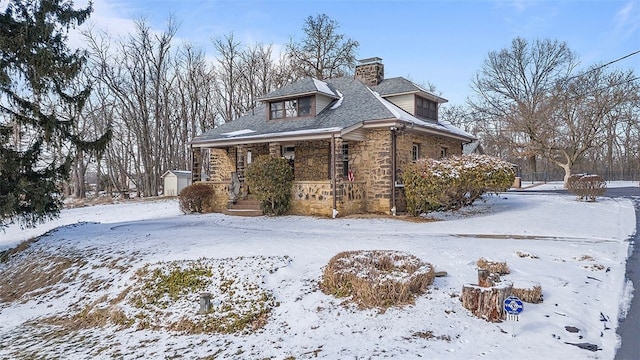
[
  {"xmin": 200, "ymin": 181, "xmax": 231, "ymax": 212},
  {"xmin": 350, "ymin": 129, "xmax": 393, "ymax": 213},
  {"xmin": 293, "ymin": 140, "xmax": 330, "ymax": 181},
  {"xmin": 289, "ymin": 180, "xmax": 366, "ymax": 217},
  {"xmin": 209, "ymin": 148, "xmax": 235, "ymax": 181},
  {"xmin": 199, "ymin": 130, "xmax": 464, "ymax": 216},
  {"xmin": 338, "ymin": 181, "xmax": 366, "ymax": 214},
  {"xmin": 355, "ymin": 61, "xmax": 384, "ymax": 86},
  {"xmin": 290, "ymin": 181, "xmax": 333, "ymax": 217}
]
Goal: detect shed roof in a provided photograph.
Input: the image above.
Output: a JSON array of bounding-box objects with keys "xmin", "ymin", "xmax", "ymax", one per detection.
[{"xmin": 161, "ymin": 170, "xmax": 192, "ymax": 178}]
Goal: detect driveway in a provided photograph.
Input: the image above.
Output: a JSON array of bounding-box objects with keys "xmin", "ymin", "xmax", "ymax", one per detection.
[
  {"xmin": 605, "ymin": 187, "xmax": 640, "ymax": 360},
  {"xmin": 512, "ymin": 185, "xmax": 640, "ymax": 359}
]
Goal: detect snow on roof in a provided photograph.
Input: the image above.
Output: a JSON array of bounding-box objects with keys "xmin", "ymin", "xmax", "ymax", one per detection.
[
  {"xmin": 221, "ymin": 129, "xmax": 257, "ymax": 137},
  {"xmin": 368, "ymin": 88, "xmax": 474, "ymax": 140},
  {"xmin": 330, "ymin": 90, "xmax": 344, "ymax": 110},
  {"xmin": 216, "ymin": 127, "xmax": 342, "ymax": 143},
  {"xmin": 313, "ymin": 78, "xmax": 335, "ymax": 97}
]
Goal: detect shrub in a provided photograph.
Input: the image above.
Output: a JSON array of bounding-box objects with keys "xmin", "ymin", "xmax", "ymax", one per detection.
[
  {"xmin": 320, "ymin": 250, "xmax": 435, "ymax": 309},
  {"xmin": 245, "ymin": 156, "xmax": 293, "ymax": 216},
  {"xmin": 179, "ymin": 184, "xmax": 214, "ymax": 214},
  {"xmin": 403, "ymin": 154, "xmax": 515, "ymax": 215},
  {"xmin": 566, "ymin": 174, "xmax": 607, "ymax": 202}
]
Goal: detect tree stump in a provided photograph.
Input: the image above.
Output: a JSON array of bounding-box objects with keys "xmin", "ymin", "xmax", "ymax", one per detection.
[
  {"xmin": 478, "ymin": 269, "xmax": 494, "ymax": 287},
  {"xmin": 461, "ymin": 269, "xmax": 512, "ymax": 322}
]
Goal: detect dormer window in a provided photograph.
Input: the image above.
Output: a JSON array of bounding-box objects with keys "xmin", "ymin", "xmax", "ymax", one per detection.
[
  {"xmin": 416, "ymin": 96, "xmax": 437, "ymax": 120},
  {"xmin": 270, "ymin": 96, "xmax": 313, "ymax": 120}
]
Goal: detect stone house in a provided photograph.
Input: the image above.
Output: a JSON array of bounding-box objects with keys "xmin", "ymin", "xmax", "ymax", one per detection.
[{"xmin": 189, "ymin": 58, "xmax": 474, "ymax": 217}]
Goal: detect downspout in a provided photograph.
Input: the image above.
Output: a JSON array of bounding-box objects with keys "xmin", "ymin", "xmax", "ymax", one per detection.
[
  {"xmin": 390, "ymin": 127, "xmax": 397, "ymax": 216},
  {"xmin": 331, "ymin": 134, "xmax": 338, "ymax": 218}
]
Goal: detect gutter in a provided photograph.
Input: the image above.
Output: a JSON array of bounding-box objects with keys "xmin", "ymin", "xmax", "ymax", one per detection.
[
  {"xmin": 331, "ymin": 134, "xmax": 338, "ymax": 218},
  {"xmin": 390, "ymin": 126, "xmax": 397, "ymax": 216}
]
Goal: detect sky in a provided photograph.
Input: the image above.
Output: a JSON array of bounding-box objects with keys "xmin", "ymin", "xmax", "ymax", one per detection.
[
  {"xmin": 0, "ymin": 183, "xmax": 636, "ymax": 358},
  {"xmin": 72, "ymin": 0, "xmax": 640, "ymax": 106}
]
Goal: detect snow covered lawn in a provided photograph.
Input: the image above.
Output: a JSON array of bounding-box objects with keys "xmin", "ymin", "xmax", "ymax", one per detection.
[{"xmin": 0, "ymin": 184, "xmax": 636, "ymax": 359}]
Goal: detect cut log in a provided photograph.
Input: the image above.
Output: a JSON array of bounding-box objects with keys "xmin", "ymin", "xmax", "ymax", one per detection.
[
  {"xmin": 478, "ymin": 269, "xmax": 494, "ymax": 287},
  {"xmin": 461, "ymin": 283, "xmax": 513, "ymax": 322}
]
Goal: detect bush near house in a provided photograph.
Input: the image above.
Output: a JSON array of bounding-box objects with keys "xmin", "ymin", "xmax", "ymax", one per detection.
[
  {"xmin": 403, "ymin": 154, "xmax": 515, "ymax": 215},
  {"xmin": 566, "ymin": 174, "xmax": 607, "ymax": 202},
  {"xmin": 178, "ymin": 184, "xmax": 214, "ymax": 214},
  {"xmin": 245, "ymin": 156, "xmax": 294, "ymax": 216}
]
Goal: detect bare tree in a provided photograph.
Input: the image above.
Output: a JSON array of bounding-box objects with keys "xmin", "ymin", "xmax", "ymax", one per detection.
[
  {"xmin": 287, "ymin": 13, "xmax": 359, "ymax": 80},
  {"xmin": 469, "ymin": 38, "xmax": 577, "ymax": 175},
  {"xmin": 171, "ymin": 43, "xmax": 218, "ymax": 168},
  {"xmin": 85, "ymin": 19, "xmax": 177, "ymax": 197},
  {"xmin": 212, "ymin": 33, "xmax": 243, "ymax": 123},
  {"xmin": 538, "ymin": 68, "xmax": 639, "ymax": 183}
]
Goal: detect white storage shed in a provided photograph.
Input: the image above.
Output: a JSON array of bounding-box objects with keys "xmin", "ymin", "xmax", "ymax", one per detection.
[{"xmin": 162, "ymin": 170, "xmax": 192, "ymax": 196}]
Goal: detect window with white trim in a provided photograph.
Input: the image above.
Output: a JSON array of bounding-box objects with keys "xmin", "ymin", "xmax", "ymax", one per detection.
[{"xmin": 269, "ymin": 96, "xmax": 313, "ymax": 119}]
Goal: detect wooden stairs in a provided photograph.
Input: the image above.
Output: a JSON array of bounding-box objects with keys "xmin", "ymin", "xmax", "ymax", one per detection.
[{"xmin": 224, "ymin": 195, "xmax": 263, "ymax": 217}]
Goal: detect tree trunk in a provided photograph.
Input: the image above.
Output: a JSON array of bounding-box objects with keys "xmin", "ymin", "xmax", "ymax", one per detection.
[
  {"xmin": 561, "ymin": 162, "xmax": 572, "ymax": 188},
  {"xmin": 528, "ymin": 155, "xmax": 537, "ymax": 179},
  {"xmin": 461, "ymin": 283, "xmax": 513, "ymax": 322}
]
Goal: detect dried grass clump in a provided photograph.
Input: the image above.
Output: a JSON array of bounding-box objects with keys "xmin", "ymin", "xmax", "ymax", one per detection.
[
  {"xmin": 41, "ymin": 304, "xmax": 134, "ymax": 330},
  {"xmin": 512, "ymin": 284, "xmax": 543, "ymax": 304},
  {"xmin": 477, "ymin": 257, "xmax": 510, "ymax": 275},
  {"xmin": 0, "ymin": 251, "xmax": 84, "ymax": 302},
  {"xmin": 320, "ymin": 250, "xmax": 435, "ymax": 309}
]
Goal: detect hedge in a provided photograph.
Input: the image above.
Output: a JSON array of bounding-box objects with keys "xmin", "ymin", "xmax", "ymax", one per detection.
[{"xmin": 403, "ymin": 154, "xmax": 515, "ymax": 215}]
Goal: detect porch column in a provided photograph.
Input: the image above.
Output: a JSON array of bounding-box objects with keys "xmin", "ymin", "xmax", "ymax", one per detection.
[
  {"xmin": 236, "ymin": 145, "xmax": 246, "ymax": 182},
  {"xmin": 191, "ymin": 146, "xmax": 202, "ymax": 182},
  {"xmin": 331, "ymin": 137, "xmax": 344, "ymax": 217},
  {"xmin": 269, "ymin": 142, "xmax": 282, "ymax": 158}
]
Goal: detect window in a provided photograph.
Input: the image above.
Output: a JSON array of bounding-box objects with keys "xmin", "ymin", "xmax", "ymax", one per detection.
[
  {"xmin": 298, "ymin": 97, "xmax": 312, "ymax": 116},
  {"xmin": 342, "ymin": 143, "xmax": 349, "ymax": 177},
  {"xmin": 269, "ymin": 96, "xmax": 313, "ymax": 120},
  {"xmin": 412, "ymin": 143, "xmax": 420, "ymax": 162},
  {"xmin": 416, "ymin": 96, "xmax": 438, "ymax": 120},
  {"xmin": 270, "ymin": 101, "xmax": 284, "ymax": 119},
  {"xmin": 440, "ymin": 147, "xmax": 448, "ymax": 158}
]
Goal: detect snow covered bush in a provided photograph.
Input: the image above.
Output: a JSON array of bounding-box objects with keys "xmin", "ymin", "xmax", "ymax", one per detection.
[
  {"xmin": 178, "ymin": 184, "xmax": 214, "ymax": 214},
  {"xmin": 245, "ymin": 155, "xmax": 294, "ymax": 215},
  {"xmin": 320, "ymin": 250, "xmax": 435, "ymax": 309},
  {"xmin": 402, "ymin": 154, "xmax": 515, "ymax": 215},
  {"xmin": 566, "ymin": 174, "xmax": 607, "ymax": 202}
]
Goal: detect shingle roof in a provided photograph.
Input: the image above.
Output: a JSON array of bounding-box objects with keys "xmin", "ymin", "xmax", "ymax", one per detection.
[
  {"xmin": 191, "ymin": 76, "xmax": 474, "ymax": 146},
  {"xmin": 258, "ymin": 77, "xmax": 338, "ymax": 101},
  {"xmin": 374, "ymin": 77, "xmax": 447, "ymax": 103}
]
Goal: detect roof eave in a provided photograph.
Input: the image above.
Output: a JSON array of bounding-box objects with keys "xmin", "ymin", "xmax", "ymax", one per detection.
[
  {"xmin": 259, "ymin": 90, "xmax": 339, "ymax": 102},
  {"xmin": 191, "ymin": 128, "xmax": 343, "ymax": 148},
  {"xmin": 381, "ymin": 90, "xmax": 448, "ymax": 103},
  {"xmin": 360, "ymin": 118, "xmax": 475, "ymax": 143}
]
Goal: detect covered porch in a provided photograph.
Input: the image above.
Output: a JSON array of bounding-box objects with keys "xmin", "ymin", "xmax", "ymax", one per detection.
[{"xmin": 190, "ymin": 136, "xmax": 367, "ymax": 217}]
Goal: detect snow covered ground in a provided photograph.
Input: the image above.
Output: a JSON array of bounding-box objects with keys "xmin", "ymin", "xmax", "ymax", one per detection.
[{"xmin": 0, "ymin": 182, "xmax": 637, "ymax": 359}]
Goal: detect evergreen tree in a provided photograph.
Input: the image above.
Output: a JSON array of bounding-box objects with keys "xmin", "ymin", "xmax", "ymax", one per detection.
[{"xmin": 0, "ymin": 0, "xmax": 111, "ymax": 229}]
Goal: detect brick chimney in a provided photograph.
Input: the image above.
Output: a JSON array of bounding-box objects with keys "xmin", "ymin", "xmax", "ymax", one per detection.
[{"xmin": 355, "ymin": 57, "xmax": 384, "ymax": 86}]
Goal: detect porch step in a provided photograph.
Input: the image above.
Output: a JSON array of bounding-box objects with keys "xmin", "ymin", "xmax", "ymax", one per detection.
[{"xmin": 224, "ymin": 196, "xmax": 263, "ymax": 217}]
